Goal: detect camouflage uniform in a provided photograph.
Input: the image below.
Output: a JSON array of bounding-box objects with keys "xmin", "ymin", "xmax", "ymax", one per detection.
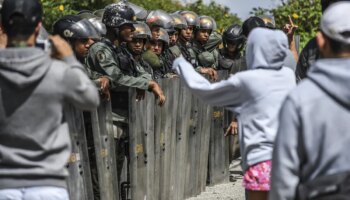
[
  {"xmin": 190, "ymin": 40, "xmax": 219, "ymax": 70},
  {"xmin": 218, "ymin": 48, "xmax": 247, "ymax": 74}
]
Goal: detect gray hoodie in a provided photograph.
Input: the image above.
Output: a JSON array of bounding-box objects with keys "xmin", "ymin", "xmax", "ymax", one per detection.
[
  {"xmin": 173, "ymin": 28, "xmax": 296, "ymax": 171},
  {"xmin": 270, "ymin": 58, "xmax": 350, "ymax": 200},
  {"xmin": 0, "ymin": 47, "xmax": 99, "ymax": 189}
]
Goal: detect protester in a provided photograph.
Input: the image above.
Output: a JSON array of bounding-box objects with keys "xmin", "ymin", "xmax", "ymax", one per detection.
[
  {"xmin": 0, "ymin": 0, "xmax": 100, "ymax": 199},
  {"xmin": 270, "ymin": 2, "xmax": 350, "ymax": 199},
  {"xmin": 295, "ymin": 0, "xmax": 348, "ymax": 81},
  {"xmin": 173, "ymin": 27, "xmax": 296, "ymax": 200}
]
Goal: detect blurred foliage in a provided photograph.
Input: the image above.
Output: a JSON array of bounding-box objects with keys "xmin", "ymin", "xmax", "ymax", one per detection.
[
  {"xmin": 41, "ymin": 0, "xmax": 115, "ymax": 32},
  {"xmin": 186, "ymin": 0, "xmax": 241, "ymax": 33},
  {"xmin": 41, "ymin": 0, "xmax": 240, "ymax": 33},
  {"xmin": 251, "ymin": 0, "xmax": 322, "ymax": 49}
]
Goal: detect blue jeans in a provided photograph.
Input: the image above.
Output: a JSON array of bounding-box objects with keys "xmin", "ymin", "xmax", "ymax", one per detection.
[{"xmin": 0, "ymin": 187, "xmax": 69, "ymax": 200}]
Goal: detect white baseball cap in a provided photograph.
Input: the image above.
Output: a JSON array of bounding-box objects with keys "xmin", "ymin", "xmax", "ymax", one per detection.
[{"xmin": 320, "ymin": 1, "xmax": 350, "ymax": 44}]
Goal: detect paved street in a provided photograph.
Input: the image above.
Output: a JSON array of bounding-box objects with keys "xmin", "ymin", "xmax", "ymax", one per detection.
[{"xmin": 187, "ymin": 159, "xmax": 245, "ymax": 200}]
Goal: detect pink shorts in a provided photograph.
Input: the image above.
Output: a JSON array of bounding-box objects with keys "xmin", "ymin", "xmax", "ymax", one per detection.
[{"xmin": 243, "ymin": 160, "xmax": 272, "ymax": 191}]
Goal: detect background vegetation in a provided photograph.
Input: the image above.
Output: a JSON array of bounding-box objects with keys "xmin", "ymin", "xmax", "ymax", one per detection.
[{"xmin": 251, "ymin": 0, "xmax": 322, "ymax": 49}]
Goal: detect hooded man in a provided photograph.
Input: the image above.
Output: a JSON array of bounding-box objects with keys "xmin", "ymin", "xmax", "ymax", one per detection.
[
  {"xmin": 173, "ymin": 28, "xmax": 296, "ymax": 200},
  {"xmin": 270, "ymin": 2, "xmax": 350, "ymax": 199},
  {"xmin": 0, "ymin": 0, "xmax": 99, "ymax": 198}
]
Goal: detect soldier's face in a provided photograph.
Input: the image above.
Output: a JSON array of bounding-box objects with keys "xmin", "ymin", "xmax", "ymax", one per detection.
[
  {"xmin": 74, "ymin": 38, "xmax": 95, "ymax": 58},
  {"xmin": 169, "ymin": 32, "xmax": 178, "ymax": 46},
  {"xmin": 119, "ymin": 24, "xmax": 135, "ymax": 42},
  {"xmin": 226, "ymin": 42, "xmax": 238, "ymax": 53},
  {"xmin": 128, "ymin": 38, "xmax": 144, "ymax": 55},
  {"xmin": 196, "ymin": 29, "xmax": 210, "ymax": 44},
  {"xmin": 149, "ymin": 40, "xmax": 163, "ymax": 55},
  {"xmin": 180, "ymin": 26, "xmax": 193, "ymax": 41},
  {"xmin": 151, "ymin": 27, "xmax": 161, "ymax": 39}
]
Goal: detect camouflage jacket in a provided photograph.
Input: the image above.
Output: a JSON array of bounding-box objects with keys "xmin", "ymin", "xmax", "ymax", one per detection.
[{"xmin": 85, "ymin": 39, "xmax": 152, "ymax": 91}]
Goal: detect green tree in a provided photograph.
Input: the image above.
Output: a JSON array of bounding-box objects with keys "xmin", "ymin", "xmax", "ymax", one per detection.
[
  {"xmin": 41, "ymin": 0, "xmax": 115, "ymax": 32},
  {"xmin": 251, "ymin": 0, "xmax": 322, "ymax": 49},
  {"xmin": 186, "ymin": 0, "xmax": 241, "ymax": 33}
]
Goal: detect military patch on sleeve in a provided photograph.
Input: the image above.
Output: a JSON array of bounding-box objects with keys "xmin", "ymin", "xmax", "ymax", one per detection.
[{"xmin": 96, "ymin": 51, "xmax": 107, "ymax": 62}]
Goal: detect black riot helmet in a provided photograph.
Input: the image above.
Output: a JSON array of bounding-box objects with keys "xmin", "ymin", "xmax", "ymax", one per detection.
[
  {"xmin": 127, "ymin": 2, "xmax": 148, "ymax": 21},
  {"xmin": 223, "ymin": 24, "xmax": 245, "ymax": 51},
  {"xmin": 242, "ymin": 16, "xmax": 265, "ymax": 37},
  {"xmin": 53, "ymin": 15, "xmax": 81, "ymax": 39},
  {"xmin": 1, "ymin": 0, "xmax": 43, "ymax": 37},
  {"xmin": 66, "ymin": 19, "xmax": 100, "ymax": 40},
  {"xmin": 88, "ymin": 17, "xmax": 107, "ymax": 36},
  {"xmin": 53, "ymin": 18, "xmax": 99, "ymax": 43},
  {"xmin": 77, "ymin": 12, "xmax": 106, "ymax": 37},
  {"xmin": 102, "ymin": 2, "xmax": 136, "ymax": 28}
]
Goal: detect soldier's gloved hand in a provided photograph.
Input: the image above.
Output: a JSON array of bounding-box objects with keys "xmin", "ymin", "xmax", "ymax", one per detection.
[
  {"xmin": 224, "ymin": 119, "xmax": 238, "ymax": 137},
  {"xmin": 99, "ymin": 77, "xmax": 110, "ymax": 93},
  {"xmin": 200, "ymin": 68, "xmax": 218, "ymax": 81},
  {"xmin": 136, "ymin": 89, "xmax": 145, "ymax": 102},
  {"xmin": 49, "ymin": 35, "xmax": 74, "ymax": 60},
  {"xmin": 100, "ymin": 90, "xmax": 111, "ymax": 101},
  {"xmin": 98, "ymin": 77, "xmax": 110, "ymax": 101},
  {"xmin": 149, "ymin": 81, "xmax": 166, "ymax": 106}
]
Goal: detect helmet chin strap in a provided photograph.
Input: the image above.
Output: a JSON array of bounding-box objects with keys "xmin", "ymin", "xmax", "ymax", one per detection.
[{"xmin": 114, "ymin": 28, "xmax": 120, "ymax": 39}]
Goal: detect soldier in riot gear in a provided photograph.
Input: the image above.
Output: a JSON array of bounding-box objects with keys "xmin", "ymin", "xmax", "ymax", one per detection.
[
  {"xmin": 146, "ymin": 10, "xmax": 175, "ymax": 39},
  {"xmin": 147, "ymin": 28, "xmax": 176, "ymax": 79},
  {"xmin": 176, "ymin": 10, "xmax": 198, "ymax": 64},
  {"xmin": 102, "ymin": 2, "xmax": 136, "ymax": 45},
  {"xmin": 53, "ymin": 16, "xmax": 109, "ymax": 200},
  {"xmin": 125, "ymin": 22, "xmax": 155, "ymax": 77},
  {"xmin": 86, "ymin": 2, "xmax": 164, "ymax": 101},
  {"xmin": 203, "ymin": 16, "xmax": 222, "ymax": 53},
  {"xmin": 242, "ymin": 16, "xmax": 265, "ymax": 37},
  {"xmin": 144, "ymin": 10, "xmax": 177, "ymax": 77},
  {"xmin": 189, "ymin": 15, "xmax": 218, "ymax": 80},
  {"xmin": 85, "ymin": 4, "xmax": 165, "ymax": 196},
  {"xmin": 218, "ymin": 24, "xmax": 246, "ymax": 73},
  {"xmin": 219, "ymin": 24, "xmax": 247, "ymax": 161},
  {"xmin": 169, "ymin": 13, "xmax": 186, "ymax": 47}
]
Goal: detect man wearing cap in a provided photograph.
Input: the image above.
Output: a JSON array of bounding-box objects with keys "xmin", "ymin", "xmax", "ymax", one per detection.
[
  {"xmin": 295, "ymin": 0, "xmax": 350, "ymax": 81},
  {"xmin": 270, "ymin": 2, "xmax": 350, "ymax": 199},
  {"xmin": 0, "ymin": 0, "xmax": 100, "ymax": 199}
]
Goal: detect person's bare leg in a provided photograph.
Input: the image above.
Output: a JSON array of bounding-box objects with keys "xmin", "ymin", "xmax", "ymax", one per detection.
[{"xmin": 247, "ymin": 190, "xmax": 268, "ymax": 200}]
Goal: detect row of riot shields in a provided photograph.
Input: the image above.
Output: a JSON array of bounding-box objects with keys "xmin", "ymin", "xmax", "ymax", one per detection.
[{"xmin": 64, "ymin": 71, "xmax": 234, "ymax": 200}]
